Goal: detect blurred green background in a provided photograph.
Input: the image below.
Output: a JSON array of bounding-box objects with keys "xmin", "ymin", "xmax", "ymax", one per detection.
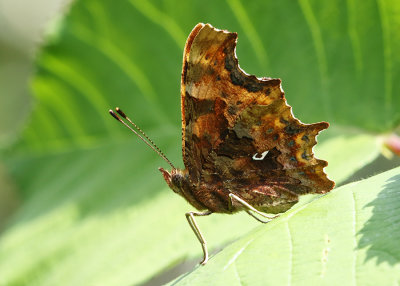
[{"xmin": 0, "ymin": 0, "xmax": 399, "ymax": 285}]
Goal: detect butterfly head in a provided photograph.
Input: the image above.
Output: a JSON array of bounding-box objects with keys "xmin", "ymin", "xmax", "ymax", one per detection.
[{"xmin": 159, "ymin": 167, "xmax": 189, "ymax": 195}]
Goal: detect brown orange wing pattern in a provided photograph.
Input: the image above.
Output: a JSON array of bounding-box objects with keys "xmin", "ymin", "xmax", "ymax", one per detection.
[{"xmin": 181, "ymin": 23, "xmax": 334, "ymax": 213}]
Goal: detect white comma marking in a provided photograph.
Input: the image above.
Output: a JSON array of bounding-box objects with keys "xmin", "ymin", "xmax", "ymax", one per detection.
[{"xmin": 252, "ymin": 150, "xmax": 269, "ymax": 160}]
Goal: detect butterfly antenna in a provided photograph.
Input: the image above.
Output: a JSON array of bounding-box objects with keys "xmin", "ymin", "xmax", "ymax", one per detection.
[
  {"xmin": 115, "ymin": 108, "xmax": 166, "ymax": 158},
  {"xmin": 109, "ymin": 108, "xmax": 176, "ymax": 169}
]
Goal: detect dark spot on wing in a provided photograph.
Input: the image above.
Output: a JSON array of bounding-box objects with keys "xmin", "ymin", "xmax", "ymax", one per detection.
[
  {"xmin": 229, "ymin": 69, "xmax": 244, "ymax": 86},
  {"xmin": 223, "ymin": 46, "xmax": 265, "ymax": 93},
  {"xmin": 243, "ymin": 80, "xmax": 263, "ymax": 92},
  {"xmin": 280, "ymin": 118, "xmax": 289, "ymax": 125},
  {"xmin": 183, "ymin": 60, "xmax": 188, "ymax": 80},
  {"xmin": 302, "ymin": 152, "xmax": 310, "ymax": 160},
  {"xmin": 230, "ymin": 168, "xmax": 244, "ymax": 177},
  {"xmin": 206, "ymin": 67, "xmax": 215, "ymax": 75},
  {"xmin": 184, "ymin": 92, "xmax": 214, "ymax": 123},
  {"xmin": 285, "ymin": 124, "xmax": 301, "ymax": 135}
]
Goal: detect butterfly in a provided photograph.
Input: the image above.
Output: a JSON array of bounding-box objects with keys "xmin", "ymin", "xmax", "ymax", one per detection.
[{"xmin": 110, "ymin": 23, "xmax": 334, "ymax": 265}]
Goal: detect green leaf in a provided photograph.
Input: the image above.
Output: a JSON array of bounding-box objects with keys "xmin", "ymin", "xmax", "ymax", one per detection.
[
  {"xmin": 1, "ymin": 0, "xmax": 400, "ymax": 285},
  {"xmin": 169, "ymin": 166, "xmax": 400, "ymax": 285}
]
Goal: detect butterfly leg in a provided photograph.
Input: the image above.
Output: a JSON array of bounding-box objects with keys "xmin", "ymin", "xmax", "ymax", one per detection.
[
  {"xmin": 185, "ymin": 210, "xmax": 213, "ymax": 265},
  {"xmin": 228, "ymin": 193, "xmax": 279, "ymax": 223}
]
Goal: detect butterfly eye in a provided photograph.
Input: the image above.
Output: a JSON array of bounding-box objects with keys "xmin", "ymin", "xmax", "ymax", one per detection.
[{"xmin": 171, "ymin": 173, "xmax": 184, "ymax": 188}]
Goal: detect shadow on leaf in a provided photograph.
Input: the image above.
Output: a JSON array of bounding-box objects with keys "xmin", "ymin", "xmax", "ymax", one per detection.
[{"xmin": 357, "ymin": 174, "xmax": 400, "ymax": 265}]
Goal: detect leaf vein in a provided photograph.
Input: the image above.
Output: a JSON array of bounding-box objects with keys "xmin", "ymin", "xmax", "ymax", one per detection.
[
  {"xmin": 128, "ymin": 0, "xmax": 186, "ymax": 48},
  {"xmin": 346, "ymin": 0, "xmax": 363, "ymax": 77},
  {"xmin": 226, "ymin": 0, "xmax": 269, "ymax": 68},
  {"xmin": 233, "ymin": 262, "xmax": 243, "ymax": 286},
  {"xmin": 297, "ymin": 0, "xmax": 331, "ymax": 118},
  {"xmin": 223, "ymin": 238, "xmax": 254, "ymax": 271}
]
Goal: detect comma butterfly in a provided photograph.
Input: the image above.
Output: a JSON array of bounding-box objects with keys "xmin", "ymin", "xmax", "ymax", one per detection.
[{"xmin": 110, "ymin": 23, "xmax": 334, "ymax": 265}]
